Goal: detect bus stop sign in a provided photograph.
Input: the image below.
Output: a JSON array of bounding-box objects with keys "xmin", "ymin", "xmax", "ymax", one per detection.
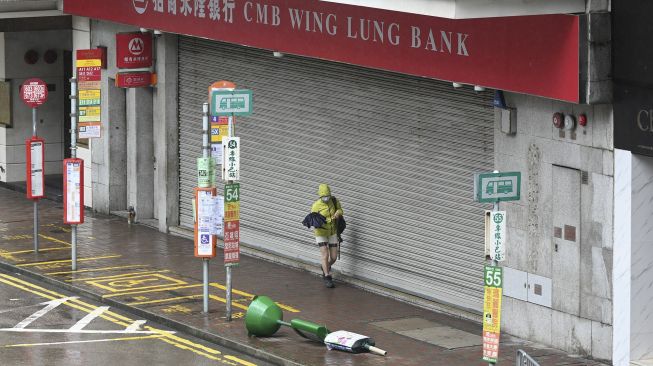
[
  {"xmin": 210, "ymin": 89, "xmax": 253, "ymax": 116},
  {"xmin": 474, "ymin": 171, "xmax": 521, "ymax": 203}
]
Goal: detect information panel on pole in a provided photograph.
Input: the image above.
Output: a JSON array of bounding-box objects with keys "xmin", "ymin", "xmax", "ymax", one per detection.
[
  {"xmin": 194, "ymin": 187, "xmax": 217, "ymax": 258},
  {"xmin": 482, "ymin": 265, "xmax": 503, "ymax": 363},
  {"xmin": 63, "ymin": 158, "xmax": 84, "ymax": 224},
  {"xmin": 224, "ymin": 183, "xmax": 240, "ymax": 265},
  {"xmin": 20, "ymin": 79, "xmax": 48, "ymax": 108},
  {"xmin": 25, "ymin": 137, "xmax": 45, "ymax": 200},
  {"xmin": 76, "ymin": 50, "xmax": 102, "ymax": 139}
]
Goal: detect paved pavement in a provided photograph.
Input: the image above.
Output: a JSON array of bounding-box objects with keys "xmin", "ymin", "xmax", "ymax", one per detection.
[
  {"xmin": 0, "ymin": 186, "xmax": 608, "ymax": 366},
  {"xmin": 0, "ymin": 269, "xmax": 269, "ymax": 366}
]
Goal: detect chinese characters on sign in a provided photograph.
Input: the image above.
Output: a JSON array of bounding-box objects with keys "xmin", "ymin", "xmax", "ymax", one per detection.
[
  {"xmin": 222, "ymin": 137, "xmax": 240, "ymax": 181},
  {"xmin": 20, "ymin": 79, "xmax": 48, "ymax": 108},
  {"xmin": 485, "ymin": 211, "xmax": 506, "ymax": 262},
  {"xmin": 26, "ymin": 138, "xmax": 45, "ymax": 199},
  {"xmin": 195, "ymin": 188, "xmax": 218, "ymax": 258},
  {"xmin": 76, "ymin": 50, "xmax": 102, "ymax": 139},
  {"xmin": 482, "ymin": 265, "xmax": 503, "ymax": 364},
  {"xmin": 224, "ymin": 183, "xmax": 240, "ymax": 265},
  {"xmin": 116, "ymin": 32, "xmax": 153, "ymax": 69}
]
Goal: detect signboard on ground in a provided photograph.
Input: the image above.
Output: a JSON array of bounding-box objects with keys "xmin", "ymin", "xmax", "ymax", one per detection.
[
  {"xmin": 475, "ymin": 172, "xmax": 521, "ymax": 203},
  {"xmin": 76, "ymin": 51, "xmax": 102, "ymax": 139},
  {"xmin": 222, "ymin": 137, "xmax": 240, "ymax": 181},
  {"xmin": 211, "ymin": 90, "xmax": 252, "ymax": 116},
  {"xmin": 194, "ymin": 188, "xmax": 217, "ymax": 258},
  {"xmin": 485, "ymin": 211, "xmax": 506, "ymax": 262},
  {"xmin": 482, "ymin": 265, "xmax": 503, "ymax": 363},
  {"xmin": 116, "ymin": 32, "xmax": 153, "ymax": 69},
  {"xmin": 63, "ymin": 158, "xmax": 84, "ymax": 224},
  {"xmin": 20, "ymin": 79, "xmax": 48, "ymax": 108}
]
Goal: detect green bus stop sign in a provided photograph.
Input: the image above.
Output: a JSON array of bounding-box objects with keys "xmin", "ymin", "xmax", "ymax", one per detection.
[{"xmin": 474, "ymin": 172, "xmax": 521, "ymax": 203}]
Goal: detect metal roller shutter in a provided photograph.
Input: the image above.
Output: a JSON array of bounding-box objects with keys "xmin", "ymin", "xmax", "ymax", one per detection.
[{"xmin": 178, "ymin": 36, "xmax": 494, "ymax": 311}]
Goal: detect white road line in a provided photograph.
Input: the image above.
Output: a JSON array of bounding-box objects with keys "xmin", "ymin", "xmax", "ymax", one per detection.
[
  {"xmin": 4, "ymin": 335, "xmax": 163, "ymax": 348},
  {"xmin": 69, "ymin": 306, "xmax": 110, "ymax": 331},
  {"xmin": 125, "ymin": 320, "xmax": 146, "ymax": 332},
  {"xmin": 13, "ymin": 297, "xmax": 78, "ymax": 329},
  {"xmin": 0, "ymin": 328, "xmax": 174, "ymax": 334}
]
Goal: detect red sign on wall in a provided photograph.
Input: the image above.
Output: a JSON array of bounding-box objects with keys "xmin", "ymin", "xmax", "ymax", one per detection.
[
  {"xmin": 65, "ymin": 0, "xmax": 579, "ymax": 102},
  {"xmin": 20, "ymin": 79, "xmax": 48, "ymax": 108},
  {"xmin": 116, "ymin": 32, "xmax": 153, "ymax": 69},
  {"xmin": 115, "ymin": 71, "xmax": 152, "ymax": 88}
]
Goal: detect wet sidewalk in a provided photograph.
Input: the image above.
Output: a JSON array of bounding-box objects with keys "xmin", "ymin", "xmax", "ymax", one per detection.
[{"xmin": 0, "ymin": 187, "xmax": 607, "ymax": 366}]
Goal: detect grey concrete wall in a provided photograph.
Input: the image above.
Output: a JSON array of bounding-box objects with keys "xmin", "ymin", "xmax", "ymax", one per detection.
[
  {"xmin": 498, "ymin": 93, "xmax": 614, "ymax": 362},
  {"xmin": 631, "ymin": 154, "xmax": 653, "ymax": 361},
  {"xmin": 126, "ymin": 87, "xmax": 154, "ymax": 219},
  {"xmin": 0, "ymin": 30, "xmax": 71, "ymax": 182}
]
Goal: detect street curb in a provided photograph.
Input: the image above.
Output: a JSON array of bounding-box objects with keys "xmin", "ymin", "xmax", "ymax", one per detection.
[{"xmin": 0, "ymin": 261, "xmax": 304, "ymax": 366}]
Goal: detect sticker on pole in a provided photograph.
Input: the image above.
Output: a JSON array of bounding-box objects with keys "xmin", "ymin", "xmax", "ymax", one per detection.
[
  {"xmin": 20, "ymin": 79, "xmax": 48, "ymax": 108},
  {"xmin": 482, "ymin": 265, "xmax": 503, "ymax": 363},
  {"xmin": 194, "ymin": 188, "xmax": 217, "ymax": 258},
  {"xmin": 485, "ymin": 211, "xmax": 506, "ymax": 261},
  {"xmin": 210, "ymin": 90, "xmax": 253, "ymax": 116},
  {"xmin": 474, "ymin": 171, "xmax": 521, "ymax": 203}
]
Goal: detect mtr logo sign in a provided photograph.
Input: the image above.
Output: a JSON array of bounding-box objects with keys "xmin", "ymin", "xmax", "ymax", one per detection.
[{"xmin": 116, "ymin": 32, "xmax": 152, "ymax": 69}]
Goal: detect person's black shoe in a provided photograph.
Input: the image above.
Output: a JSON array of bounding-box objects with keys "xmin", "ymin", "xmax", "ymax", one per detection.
[{"xmin": 324, "ymin": 275, "xmax": 335, "ymax": 288}]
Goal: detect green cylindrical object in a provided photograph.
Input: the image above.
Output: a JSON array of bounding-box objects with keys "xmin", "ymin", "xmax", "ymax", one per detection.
[
  {"xmin": 290, "ymin": 319, "xmax": 330, "ymax": 341},
  {"xmin": 245, "ymin": 296, "xmax": 283, "ymax": 337}
]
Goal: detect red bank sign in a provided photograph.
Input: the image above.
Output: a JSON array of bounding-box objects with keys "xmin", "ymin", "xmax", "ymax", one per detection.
[
  {"xmin": 116, "ymin": 32, "xmax": 153, "ymax": 69},
  {"xmin": 64, "ymin": 0, "xmax": 579, "ymax": 102}
]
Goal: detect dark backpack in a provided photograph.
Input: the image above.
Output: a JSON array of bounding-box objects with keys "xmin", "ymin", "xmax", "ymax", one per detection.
[{"xmin": 331, "ymin": 196, "xmax": 346, "ymax": 236}]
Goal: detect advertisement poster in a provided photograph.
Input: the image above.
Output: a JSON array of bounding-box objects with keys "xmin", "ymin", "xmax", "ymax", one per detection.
[{"xmin": 482, "ymin": 265, "xmax": 503, "ymax": 363}]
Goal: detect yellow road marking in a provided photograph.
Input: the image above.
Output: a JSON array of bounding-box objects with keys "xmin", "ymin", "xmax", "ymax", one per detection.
[
  {"xmin": 225, "ymin": 355, "xmax": 258, "ymax": 366},
  {"xmin": 5, "ymin": 247, "xmax": 69, "ymax": 255},
  {"xmin": 38, "ymin": 234, "xmax": 71, "ymax": 246},
  {"xmin": 102, "ymin": 283, "xmax": 203, "ymax": 298},
  {"xmin": 129, "ymin": 294, "xmax": 249, "ymax": 311},
  {"xmin": 210, "ymin": 284, "xmax": 300, "ymax": 313},
  {"xmin": 0, "ymin": 274, "xmax": 255, "ymax": 365},
  {"xmin": 89, "ymin": 274, "xmax": 186, "ymax": 293},
  {"xmin": 65, "ymin": 270, "xmax": 170, "ymax": 282},
  {"xmin": 17, "ymin": 255, "xmax": 122, "ymax": 267},
  {"xmin": 0, "ymin": 250, "xmax": 24, "ymax": 263},
  {"xmin": 47, "ymin": 264, "xmax": 149, "ymax": 275},
  {"xmin": 4, "ymin": 334, "xmax": 163, "ymax": 348}
]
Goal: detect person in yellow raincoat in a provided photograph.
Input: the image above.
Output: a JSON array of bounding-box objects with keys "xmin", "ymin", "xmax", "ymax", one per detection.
[{"xmin": 311, "ymin": 184, "xmax": 343, "ymax": 288}]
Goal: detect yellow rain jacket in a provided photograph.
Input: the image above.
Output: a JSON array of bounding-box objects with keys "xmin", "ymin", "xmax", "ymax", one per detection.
[{"xmin": 310, "ymin": 184, "xmax": 343, "ymax": 237}]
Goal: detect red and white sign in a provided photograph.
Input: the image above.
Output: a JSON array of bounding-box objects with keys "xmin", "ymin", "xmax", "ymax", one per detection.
[
  {"xmin": 63, "ymin": 158, "xmax": 85, "ymax": 224},
  {"xmin": 20, "ymin": 79, "xmax": 48, "ymax": 108},
  {"xmin": 115, "ymin": 71, "xmax": 152, "ymax": 88},
  {"xmin": 65, "ymin": 0, "xmax": 579, "ymax": 102},
  {"xmin": 224, "ymin": 220, "xmax": 240, "ymax": 264},
  {"xmin": 25, "ymin": 137, "xmax": 45, "ymax": 200},
  {"xmin": 116, "ymin": 32, "xmax": 153, "ymax": 69}
]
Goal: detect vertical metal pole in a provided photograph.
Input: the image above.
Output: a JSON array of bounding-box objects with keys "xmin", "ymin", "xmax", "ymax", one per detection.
[
  {"xmin": 225, "ymin": 113, "xmax": 234, "ymax": 321},
  {"xmin": 70, "ymin": 77, "xmax": 78, "ymax": 271},
  {"xmin": 32, "ymin": 108, "xmax": 39, "ymax": 252},
  {"xmin": 202, "ymin": 102, "xmax": 210, "ymax": 314},
  {"xmin": 489, "ymin": 170, "xmax": 499, "ymax": 366}
]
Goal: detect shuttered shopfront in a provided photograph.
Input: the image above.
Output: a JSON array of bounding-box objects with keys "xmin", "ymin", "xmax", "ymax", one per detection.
[{"xmin": 178, "ymin": 36, "xmax": 494, "ymax": 311}]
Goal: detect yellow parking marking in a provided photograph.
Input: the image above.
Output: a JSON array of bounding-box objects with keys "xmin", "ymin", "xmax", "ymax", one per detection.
[
  {"xmin": 102, "ymin": 283, "xmax": 202, "ymax": 298},
  {"xmin": 0, "ymin": 274, "xmax": 256, "ymax": 365},
  {"xmin": 129, "ymin": 294, "xmax": 249, "ymax": 311},
  {"xmin": 38, "ymin": 234, "xmax": 71, "ymax": 246},
  {"xmin": 47, "ymin": 264, "xmax": 149, "ymax": 276},
  {"xmin": 5, "ymin": 247, "xmax": 69, "ymax": 255},
  {"xmin": 65, "ymin": 270, "xmax": 170, "ymax": 282},
  {"xmin": 17, "ymin": 255, "xmax": 122, "ymax": 267},
  {"xmin": 210, "ymin": 283, "xmax": 300, "ymax": 313},
  {"xmin": 88, "ymin": 274, "xmax": 186, "ymax": 293},
  {"xmin": 0, "ymin": 250, "xmax": 24, "ymax": 263}
]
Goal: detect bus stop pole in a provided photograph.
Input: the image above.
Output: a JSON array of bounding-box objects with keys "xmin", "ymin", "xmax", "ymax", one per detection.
[
  {"xmin": 202, "ymin": 102, "xmax": 210, "ymax": 314},
  {"xmin": 70, "ymin": 77, "xmax": 78, "ymax": 271},
  {"xmin": 225, "ymin": 113, "xmax": 234, "ymax": 321}
]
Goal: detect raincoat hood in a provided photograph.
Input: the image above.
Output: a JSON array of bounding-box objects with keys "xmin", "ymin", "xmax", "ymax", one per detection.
[{"xmin": 318, "ymin": 184, "xmax": 331, "ymax": 197}]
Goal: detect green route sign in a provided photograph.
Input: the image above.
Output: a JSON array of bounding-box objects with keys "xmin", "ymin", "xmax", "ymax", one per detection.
[
  {"xmin": 224, "ymin": 183, "xmax": 240, "ymax": 203},
  {"xmin": 474, "ymin": 171, "xmax": 521, "ymax": 203},
  {"xmin": 210, "ymin": 89, "xmax": 253, "ymax": 116}
]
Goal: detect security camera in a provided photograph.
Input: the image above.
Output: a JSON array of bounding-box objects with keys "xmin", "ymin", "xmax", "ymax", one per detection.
[
  {"xmin": 474, "ymin": 85, "xmax": 486, "ymax": 92},
  {"xmin": 452, "ymin": 82, "xmax": 463, "ymax": 88}
]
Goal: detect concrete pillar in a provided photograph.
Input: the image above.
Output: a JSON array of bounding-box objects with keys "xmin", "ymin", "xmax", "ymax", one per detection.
[
  {"xmin": 93, "ymin": 77, "xmax": 127, "ymax": 213},
  {"xmin": 153, "ymin": 33, "xmax": 179, "ymax": 232},
  {"xmin": 126, "ymin": 87, "xmax": 154, "ymax": 219}
]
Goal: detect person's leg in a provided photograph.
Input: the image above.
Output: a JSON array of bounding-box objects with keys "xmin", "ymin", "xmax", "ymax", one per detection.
[
  {"xmin": 328, "ymin": 244, "xmax": 338, "ymax": 270},
  {"xmin": 319, "ymin": 244, "xmax": 330, "ymax": 275}
]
